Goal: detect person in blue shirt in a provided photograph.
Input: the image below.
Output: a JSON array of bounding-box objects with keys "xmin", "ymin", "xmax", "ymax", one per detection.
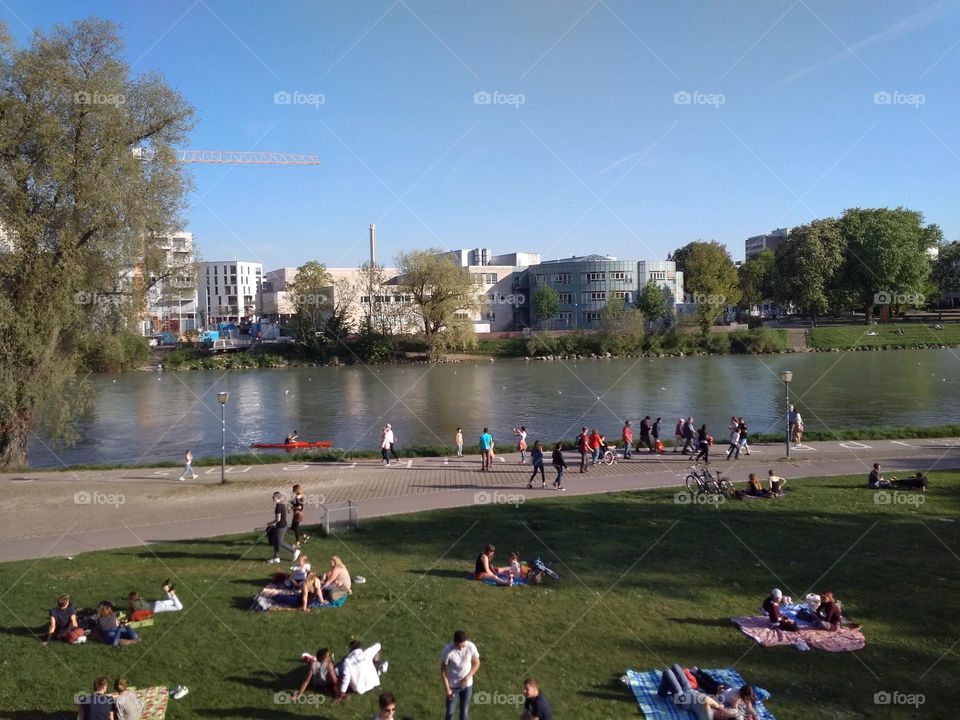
[
  {"xmin": 522, "ymin": 678, "xmax": 553, "ymax": 720},
  {"xmin": 479, "ymin": 428, "xmax": 493, "ymax": 471}
]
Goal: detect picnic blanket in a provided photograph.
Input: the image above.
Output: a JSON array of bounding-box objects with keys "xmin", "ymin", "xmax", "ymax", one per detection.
[
  {"xmin": 469, "ymin": 573, "xmax": 527, "ymax": 586},
  {"xmin": 731, "ymin": 615, "xmax": 866, "ymax": 652},
  {"xmin": 625, "ymin": 668, "xmax": 775, "ymax": 720},
  {"xmin": 251, "ymin": 583, "xmax": 348, "ymax": 611},
  {"xmin": 133, "ymin": 686, "xmax": 170, "ymax": 720}
]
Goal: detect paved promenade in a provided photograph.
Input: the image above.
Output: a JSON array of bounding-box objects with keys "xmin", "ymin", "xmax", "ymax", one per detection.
[{"xmin": 1, "ymin": 437, "xmax": 957, "ymax": 562}]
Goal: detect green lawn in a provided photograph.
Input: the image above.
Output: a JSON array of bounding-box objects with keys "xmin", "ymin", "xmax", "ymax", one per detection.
[
  {"xmin": 809, "ymin": 323, "xmax": 960, "ymax": 349},
  {"xmin": 1, "ymin": 474, "xmax": 957, "ymax": 719}
]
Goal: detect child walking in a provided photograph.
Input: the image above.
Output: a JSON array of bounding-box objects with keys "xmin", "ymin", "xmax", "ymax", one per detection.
[
  {"xmin": 179, "ymin": 449, "xmax": 197, "ymax": 481},
  {"xmin": 527, "ymin": 440, "xmax": 545, "ymax": 488}
]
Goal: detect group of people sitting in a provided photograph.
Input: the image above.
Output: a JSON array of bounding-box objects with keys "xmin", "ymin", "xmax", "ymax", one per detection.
[
  {"xmin": 742, "ymin": 470, "xmax": 787, "ymax": 498},
  {"xmin": 293, "ymin": 641, "xmax": 388, "ymax": 706},
  {"xmin": 279, "ymin": 553, "xmax": 353, "ymax": 611},
  {"xmin": 658, "ymin": 666, "xmax": 758, "ymax": 720},
  {"xmin": 867, "ymin": 463, "xmax": 929, "ymax": 491},
  {"xmin": 473, "ymin": 544, "xmax": 527, "ymax": 587},
  {"xmin": 43, "ymin": 582, "xmax": 182, "ymax": 647},
  {"xmin": 762, "ymin": 588, "xmax": 861, "ymax": 632},
  {"xmin": 75, "ymin": 676, "xmax": 188, "ymax": 720}
]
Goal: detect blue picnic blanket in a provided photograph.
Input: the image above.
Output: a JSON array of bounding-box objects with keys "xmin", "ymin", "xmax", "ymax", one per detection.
[
  {"xmin": 469, "ymin": 573, "xmax": 527, "ymax": 586},
  {"xmin": 625, "ymin": 668, "xmax": 775, "ymax": 720}
]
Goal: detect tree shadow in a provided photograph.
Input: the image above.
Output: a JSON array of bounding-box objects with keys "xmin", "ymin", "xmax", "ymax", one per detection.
[
  {"xmin": 0, "ymin": 624, "xmax": 43, "ymax": 638},
  {"xmin": 670, "ymin": 617, "xmax": 732, "ymax": 628},
  {"xmin": 4, "ymin": 712, "xmax": 72, "ymax": 719},
  {"xmin": 129, "ymin": 550, "xmax": 247, "ymax": 561},
  {"xmin": 576, "ymin": 675, "xmax": 635, "ymax": 705},
  {"xmin": 227, "ymin": 668, "xmax": 303, "ymax": 691},
  {"xmin": 408, "ymin": 569, "xmax": 471, "ymax": 580}
]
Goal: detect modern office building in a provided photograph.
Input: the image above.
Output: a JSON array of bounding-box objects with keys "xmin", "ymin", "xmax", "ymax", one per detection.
[
  {"xmin": 198, "ymin": 260, "xmax": 263, "ymax": 325},
  {"xmin": 745, "ymin": 227, "xmax": 790, "ymax": 260},
  {"xmin": 521, "ymin": 256, "xmax": 684, "ymax": 329},
  {"xmin": 138, "ymin": 231, "xmax": 199, "ymax": 335}
]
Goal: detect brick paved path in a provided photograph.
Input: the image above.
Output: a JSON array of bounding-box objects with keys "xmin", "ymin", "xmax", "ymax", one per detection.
[{"xmin": 1, "ymin": 438, "xmax": 957, "ymax": 562}]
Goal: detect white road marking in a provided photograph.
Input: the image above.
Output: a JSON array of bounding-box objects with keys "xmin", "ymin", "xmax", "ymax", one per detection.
[
  {"xmin": 839, "ymin": 441, "xmax": 872, "ymax": 449},
  {"xmin": 444, "ymin": 457, "xmax": 449, "ymax": 466},
  {"xmin": 890, "ymin": 441, "xmax": 913, "ymax": 447}
]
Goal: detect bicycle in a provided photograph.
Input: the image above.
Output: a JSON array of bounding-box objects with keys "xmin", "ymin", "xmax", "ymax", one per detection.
[
  {"xmin": 685, "ymin": 465, "xmax": 734, "ymax": 497},
  {"xmin": 532, "ymin": 557, "xmax": 559, "ymax": 580}
]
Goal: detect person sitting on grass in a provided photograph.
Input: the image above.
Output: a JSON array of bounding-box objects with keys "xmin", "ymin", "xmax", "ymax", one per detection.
[
  {"xmin": 474, "ymin": 544, "xmax": 513, "ymax": 586},
  {"xmin": 767, "ymin": 470, "xmax": 787, "ymax": 495},
  {"xmin": 867, "ymin": 463, "xmax": 892, "ymax": 489},
  {"xmin": 719, "ymin": 684, "xmax": 758, "ymax": 720},
  {"xmin": 43, "ymin": 593, "xmax": 80, "ymax": 645},
  {"xmin": 506, "ymin": 552, "xmax": 524, "ymax": 582},
  {"xmin": 300, "ymin": 571, "xmax": 324, "ymax": 612},
  {"xmin": 127, "ymin": 580, "xmax": 182, "ymax": 620},
  {"xmin": 746, "ymin": 473, "xmax": 767, "ymax": 498},
  {"xmin": 333, "ymin": 640, "xmax": 386, "ymax": 705},
  {"xmin": 77, "ymin": 676, "xmax": 116, "ymax": 720},
  {"xmin": 288, "ymin": 554, "xmax": 311, "ymax": 590},
  {"xmin": 814, "ymin": 590, "xmax": 861, "ymax": 631},
  {"xmin": 320, "ymin": 555, "xmax": 352, "ymax": 602},
  {"xmin": 96, "ymin": 603, "xmax": 141, "ymax": 648},
  {"xmin": 111, "ymin": 677, "xmax": 143, "ymax": 720},
  {"xmin": 294, "ymin": 647, "xmax": 340, "ymax": 701},
  {"xmin": 761, "ymin": 589, "xmax": 797, "ymax": 631}
]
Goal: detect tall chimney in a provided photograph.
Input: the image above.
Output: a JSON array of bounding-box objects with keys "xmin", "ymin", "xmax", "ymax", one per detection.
[{"xmin": 369, "ymin": 224, "xmax": 377, "ymax": 267}]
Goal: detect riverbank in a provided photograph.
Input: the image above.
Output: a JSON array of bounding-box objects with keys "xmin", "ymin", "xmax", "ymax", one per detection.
[
  {"xmin": 808, "ymin": 323, "xmax": 960, "ymax": 350},
  {"xmin": 16, "ymin": 425, "xmax": 960, "ymax": 473}
]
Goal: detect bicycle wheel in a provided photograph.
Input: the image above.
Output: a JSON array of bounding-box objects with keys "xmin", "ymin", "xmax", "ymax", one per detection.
[
  {"xmin": 685, "ymin": 474, "xmax": 703, "ymax": 494},
  {"xmin": 718, "ymin": 479, "xmax": 735, "ymax": 497}
]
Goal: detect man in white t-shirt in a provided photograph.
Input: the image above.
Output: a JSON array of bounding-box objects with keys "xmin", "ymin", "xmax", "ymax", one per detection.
[{"xmin": 440, "ymin": 629, "xmax": 480, "ymax": 720}]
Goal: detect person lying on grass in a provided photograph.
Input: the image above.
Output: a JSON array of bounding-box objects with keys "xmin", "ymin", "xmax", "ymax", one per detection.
[
  {"xmin": 294, "ymin": 647, "xmax": 340, "ymax": 702},
  {"xmin": 127, "ymin": 580, "xmax": 182, "ymax": 619},
  {"xmin": 761, "ymin": 588, "xmax": 797, "ymax": 631},
  {"xmin": 718, "ymin": 684, "xmax": 758, "ymax": 720},
  {"xmin": 474, "ymin": 544, "xmax": 513, "ymax": 586},
  {"xmin": 43, "ymin": 592, "xmax": 80, "ymax": 645},
  {"xmin": 333, "ymin": 640, "xmax": 386, "ymax": 704}
]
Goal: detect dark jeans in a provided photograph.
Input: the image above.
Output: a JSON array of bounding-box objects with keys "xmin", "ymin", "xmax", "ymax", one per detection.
[
  {"xmin": 639, "ymin": 433, "xmax": 653, "ymax": 451},
  {"xmin": 553, "ymin": 465, "xmax": 564, "ymax": 486},
  {"xmin": 445, "ymin": 686, "xmax": 473, "ymax": 720},
  {"xmin": 271, "ymin": 525, "xmax": 295, "ymax": 557},
  {"xmin": 381, "ymin": 447, "xmax": 390, "ymax": 463},
  {"xmin": 579, "ymin": 450, "xmax": 587, "ymax": 471},
  {"xmin": 681, "ymin": 436, "xmax": 695, "ymax": 454},
  {"xmin": 696, "ymin": 441, "xmax": 709, "ymax": 463},
  {"xmin": 389, "ymin": 443, "xmax": 399, "ymax": 461},
  {"xmin": 727, "ymin": 442, "xmax": 740, "ymax": 460},
  {"xmin": 529, "ymin": 462, "xmax": 545, "ymax": 484},
  {"xmin": 104, "ymin": 625, "xmax": 139, "ymax": 647}
]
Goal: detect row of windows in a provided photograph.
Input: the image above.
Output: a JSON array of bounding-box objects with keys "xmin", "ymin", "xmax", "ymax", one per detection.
[
  {"xmin": 553, "ymin": 311, "xmax": 605, "ymax": 323},
  {"xmin": 533, "ymin": 272, "xmax": 634, "ymax": 285},
  {"xmin": 470, "ymin": 272, "xmax": 498, "ymax": 284},
  {"xmin": 360, "ymin": 295, "xmax": 414, "ymax": 304}
]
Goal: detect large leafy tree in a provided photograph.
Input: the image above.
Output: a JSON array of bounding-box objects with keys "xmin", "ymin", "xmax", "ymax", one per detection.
[
  {"xmin": 532, "ymin": 285, "xmax": 559, "ymax": 327},
  {"xmin": 931, "ymin": 241, "xmax": 960, "ymax": 304},
  {"xmin": 287, "ymin": 261, "xmax": 343, "ymax": 356},
  {"xmin": 836, "ymin": 207, "xmax": 939, "ymax": 321},
  {"xmin": 674, "ymin": 241, "xmax": 741, "ymax": 332},
  {"xmin": 636, "ymin": 281, "xmax": 669, "ymax": 323},
  {"xmin": 771, "ymin": 219, "xmax": 844, "ymax": 320},
  {"xmin": 738, "ymin": 248, "xmax": 775, "ymax": 310},
  {"xmin": 0, "ymin": 19, "xmax": 194, "ymax": 467},
  {"xmin": 395, "ymin": 249, "xmax": 479, "ymax": 336}
]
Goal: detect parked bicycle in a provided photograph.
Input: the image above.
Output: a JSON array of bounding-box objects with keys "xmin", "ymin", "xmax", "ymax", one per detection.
[{"xmin": 685, "ymin": 465, "xmax": 734, "ymax": 497}]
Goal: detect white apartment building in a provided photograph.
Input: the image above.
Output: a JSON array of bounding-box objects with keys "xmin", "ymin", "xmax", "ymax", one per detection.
[
  {"xmin": 198, "ymin": 260, "xmax": 263, "ymax": 325},
  {"xmin": 745, "ymin": 227, "xmax": 790, "ymax": 260},
  {"xmin": 445, "ymin": 248, "xmax": 541, "ymax": 332},
  {"xmin": 140, "ymin": 231, "xmax": 199, "ymax": 334},
  {"xmin": 637, "ymin": 260, "xmax": 684, "ymax": 309},
  {"xmin": 260, "ymin": 268, "xmax": 298, "ymax": 321}
]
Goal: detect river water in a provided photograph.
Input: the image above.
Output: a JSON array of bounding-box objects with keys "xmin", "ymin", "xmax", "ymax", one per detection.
[{"xmin": 27, "ymin": 348, "xmax": 960, "ymax": 468}]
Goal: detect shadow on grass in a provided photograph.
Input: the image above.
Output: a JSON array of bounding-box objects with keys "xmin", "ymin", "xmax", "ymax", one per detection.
[
  {"xmin": 408, "ymin": 569, "xmax": 468, "ymax": 580},
  {"xmin": 196, "ymin": 708, "xmax": 330, "ymax": 720},
  {"xmin": 227, "ymin": 668, "xmax": 304, "ymax": 691},
  {"xmin": 577, "ymin": 675, "xmax": 636, "ymax": 705},
  {"xmin": 671, "ymin": 617, "xmax": 732, "ymax": 628},
  {"xmin": 0, "ymin": 624, "xmax": 42, "ymax": 638},
  {"xmin": 4, "ymin": 712, "xmax": 71, "ymax": 719},
  {"xmin": 130, "ymin": 550, "xmax": 247, "ymax": 561}
]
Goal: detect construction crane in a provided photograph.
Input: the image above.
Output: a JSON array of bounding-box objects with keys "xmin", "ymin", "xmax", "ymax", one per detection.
[{"xmin": 132, "ymin": 147, "xmax": 320, "ymax": 165}]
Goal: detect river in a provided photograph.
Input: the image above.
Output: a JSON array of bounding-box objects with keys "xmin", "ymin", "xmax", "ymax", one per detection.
[{"xmin": 26, "ymin": 348, "xmax": 960, "ymax": 468}]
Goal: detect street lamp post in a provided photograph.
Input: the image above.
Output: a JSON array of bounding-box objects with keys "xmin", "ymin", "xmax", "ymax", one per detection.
[
  {"xmin": 779, "ymin": 370, "xmax": 793, "ymax": 458},
  {"xmin": 218, "ymin": 391, "xmax": 229, "ymax": 483}
]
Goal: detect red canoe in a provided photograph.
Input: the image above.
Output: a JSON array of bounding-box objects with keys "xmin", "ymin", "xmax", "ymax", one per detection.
[{"xmin": 250, "ymin": 441, "xmax": 334, "ymax": 449}]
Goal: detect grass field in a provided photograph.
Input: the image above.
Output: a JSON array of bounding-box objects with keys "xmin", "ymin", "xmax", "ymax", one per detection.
[
  {"xmin": 0, "ymin": 474, "xmax": 957, "ymax": 719},
  {"xmin": 809, "ymin": 323, "xmax": 960, "ymax": 349}
]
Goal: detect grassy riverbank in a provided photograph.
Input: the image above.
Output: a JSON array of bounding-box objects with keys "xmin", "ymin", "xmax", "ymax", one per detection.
[
  {"xmin": 2, "ymin": 473, "xmax": 955, "ymax": 718},
  {"xmin": 809, "ymin": 323, "xmax": 960, "ymax": 350},
  {"xmin": 20, "ymin": 425, "xmax": 960, "ymax": 473}
]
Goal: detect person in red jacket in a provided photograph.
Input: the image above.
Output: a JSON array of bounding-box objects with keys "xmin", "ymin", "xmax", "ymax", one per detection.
[
  {"xmin": 621, "ymin": 420, "xmax": 634, "ymax": 460},
  {"xmin": 588, "ymin": 429, "xmax": 603, "ymax": 465}
]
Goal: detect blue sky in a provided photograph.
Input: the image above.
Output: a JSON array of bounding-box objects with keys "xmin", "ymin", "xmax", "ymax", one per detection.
[{"xmin": 4, "ymin": 0, "xmax": 960, "ymax": 269}]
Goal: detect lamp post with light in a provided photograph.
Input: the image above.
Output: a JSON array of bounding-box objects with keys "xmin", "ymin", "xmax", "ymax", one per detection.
[
  {"xmin": 779, "ymin": 371, "xmax": 792, "ymax": 458},
  {"xmin": 218, "ymin": 391, "xmax": 229, "ymax": 483}
]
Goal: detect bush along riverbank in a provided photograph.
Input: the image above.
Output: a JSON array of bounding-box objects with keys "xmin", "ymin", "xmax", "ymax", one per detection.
[{"xmin": 23, "ymin": 424, "xmax": 960, "ymax": 472}]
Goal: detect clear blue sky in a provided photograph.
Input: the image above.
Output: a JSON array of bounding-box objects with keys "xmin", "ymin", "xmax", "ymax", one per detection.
[{"xmin": 4, "ymin": 0, "xmax": 960, "ymax": 269}]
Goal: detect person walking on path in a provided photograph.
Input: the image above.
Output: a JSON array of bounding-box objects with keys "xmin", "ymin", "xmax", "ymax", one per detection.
[
  {"xmin": 551, "ymin": 442, "xmax": 567, "ymax": 491},
  {"xmin": 290, "ymin": 483, "xmax": 309, "ymax": 547},
  {"xmin": 386, "ymin": 424, "xmax": 400, "ymax": 463},
  {"xmin": 479, "ymin": 428, "xmax": 494, "ymax": 471},
  {"xmin": 726, "ymin": 416, "xmax": 740, "ymax": 460},
  {"xmin": 792, "ymin": 411, "xmax": 804, "ymax": 445},
  {"xmin": 380, "ymin": 425, "xmax": 393, "ymax": 466},
  {"xmin": 652, "ymin": 417, "xmax": 662, "ymax": 452},
  {"xmin": 266, "ymin": 491, "xmax": 300, "ymax": 565},
  {"xmin": 788, "ymin": 405, "xmax": 798, "ymax": 444},
  {"xmin": 695, "ymin": 424, "xmax": 710, "ymax": 464},
  {"xmin": 178, "ymin": 449, "xmax": 197, "ymax": 481},
  {"xmin": 514, "ymin": 426, "xmax": 528, "ymax": 464},
  {"xmin": 621, "ymin": 420, "xmax": 633, "ymax": 460},
  {"xmin": 673, "ymin": 418, "xmax": 684, "ymax": 453},
  {"xmin": 639, "ymin": 416, "xmax": 653, "ymax": 453},
  {"xmin": 441, "ymin": 630, "xmax": 480, "ymax": 720},
  {"xmin": 527, "ymin": 441, "xmax": 546, "ymax": 489},
  {"xmin": 681, "ymin": 417, "xmax": 696, "ymax": 455},
  {"xmin": 576, "ymin": 426, "xmax": 589, "ymax": 473},
  {"xmin": 455, "ymin": 427, "xmax": 463, "ymax": 458},
  {"xmin": 588, "ymin": 428, "xmax": 603, "ymax": 465},
  {"xmin": 737, "ymin": 417, "xmax": 752, "ymax": 456}
]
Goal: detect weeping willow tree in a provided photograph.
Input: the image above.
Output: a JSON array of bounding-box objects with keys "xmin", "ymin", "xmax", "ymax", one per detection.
[{"xmin": 0, "ymin": 18, "xmax": 194, "ymax": 467}]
